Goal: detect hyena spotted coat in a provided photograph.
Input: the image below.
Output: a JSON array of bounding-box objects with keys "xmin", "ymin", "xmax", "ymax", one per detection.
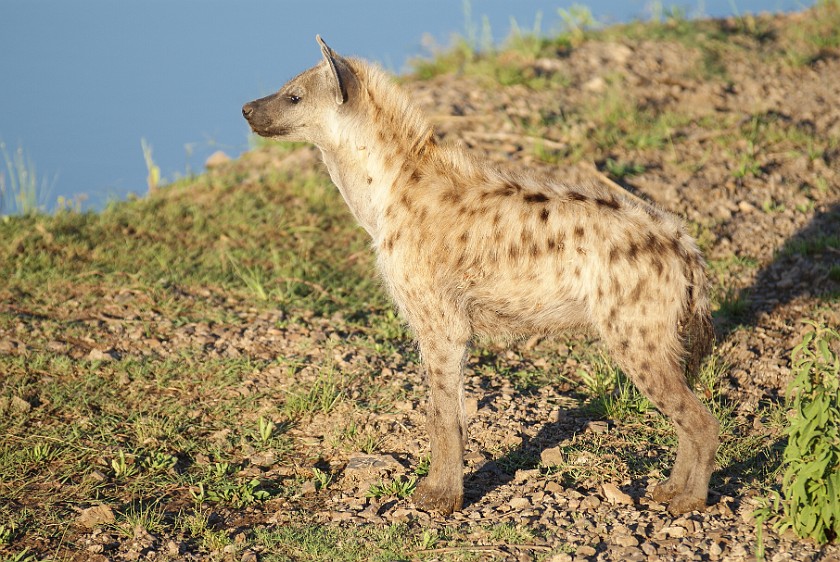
[{"xmin": 243, "ymin": 36, "xmax": 719, "ymax": 515}]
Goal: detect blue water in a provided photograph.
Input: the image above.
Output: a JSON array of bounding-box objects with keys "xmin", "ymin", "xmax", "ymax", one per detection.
[{"xmin": 0, "ymin": 0, "xmax": 813, "ymax": 212}]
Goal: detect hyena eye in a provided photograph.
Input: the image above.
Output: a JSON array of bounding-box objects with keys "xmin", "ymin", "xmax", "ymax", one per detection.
[{"xmin": 288, "ymin": 95, "xmax": 302, "ymax": 104}]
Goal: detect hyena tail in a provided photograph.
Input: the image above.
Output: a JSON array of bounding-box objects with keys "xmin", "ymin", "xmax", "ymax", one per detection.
[{"xmin": 681, "ymin": 259, "xmax": 715, "ymax": 385}]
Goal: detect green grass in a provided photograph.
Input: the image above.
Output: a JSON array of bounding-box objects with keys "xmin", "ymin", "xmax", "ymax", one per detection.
[{"xmin": 0, "ymin": 141, "xmax": 54, "ymax": 215}]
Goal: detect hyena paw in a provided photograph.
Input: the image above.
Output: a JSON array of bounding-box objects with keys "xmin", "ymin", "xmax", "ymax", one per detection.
[
  {"xmin": 413, "ymin": 479, "xmax": 463, "ymax": 515},
  {"xmin": 650, "ymin": 479, "xmax": 680, "ymax": 503},
  {"xmin": 666, "ymin": 493, "xmax": 707, "ymax": 515}
]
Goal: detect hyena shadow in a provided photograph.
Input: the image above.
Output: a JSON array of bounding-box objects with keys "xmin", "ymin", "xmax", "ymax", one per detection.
[
  {"xmin": 714, "ymin": 200, "xmax": 839, "ymax": 341},
  {"xmin": 463, "ymin": 201, "xmax": 839, "ymax": 506}
]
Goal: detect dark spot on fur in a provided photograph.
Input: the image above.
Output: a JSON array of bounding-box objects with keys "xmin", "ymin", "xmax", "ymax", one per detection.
[
  {"xmin": 530, "ymin": 243, "xmax": 540, "ymax": 257},
  {"xmin": 573, "ymin": 266, "xmax": 581, "ymax": 277},
  {"xmin": 494, "ymin": 185, "xmax": 516, "ymax": 197},
  {"xmin": 573, "ymin": 226, "xmax": 585, "ymax": 239},
  {"xmin": 400, "ymin": 192, "xmax": 414, "ymax": 211},
  {"xmin": 524, "ymin": 192, "xmax": 549, "ymax": 204},
  {"xmin": 568, "ymin": 191, "xmax": 589, "ymax": 203},
  {"xmin": 628, "ymin": 242, "xmax": 640, "ymax": 260},
  {"xmin": 652, "ymin": 258, "xmax": 664, "ymax": 276},
  {"xmin": 609, "ymin": 247, "xmax": 620, "ymax": 263},
  {"xmin": 629, "ymin": 279, "xmax": 647, "ymax": 303},
  {"xmin": 440, "ymin": 190, "xmax": 462, "ymax": 204},
  {"xmin": 366, "ymin": 176, "xmax": 373, "ymax": 185},
  {"xmin": 620, "ymin": 339, "xmax": 630, "ymax": 352},
  {"xmin": 595, "ymin": 196, "xmax": 620, "ymax": 210},
  {"xmin": 508, "ymin": 243, "xmax": 520, "ymax": 260},
  {"xmin": 576, "ymin": 247, "xmax": 586, "ymax": 256},
  {"xmin": 539, "ymin": 208, "xmax": 550, "ymax": 222},
  {"xmin": 640, "ymin": 361, "xmax": 651, "ymax": 371}
]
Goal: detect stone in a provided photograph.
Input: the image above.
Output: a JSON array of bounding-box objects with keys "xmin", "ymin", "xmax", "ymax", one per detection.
[
  {"xmin": 540, "ymin": 446, "xmax": 564, "ymax": 466},
  {"xmin": 601, "ymin": 482, "xmax": 633, "ymax": 505},
  {"xmin": 545, "ymin": 481, "xmax": 564, "ymax": 494},
  {"xmin": 465, "ymin": 396, "xmax": 479, "ymax": 416},
  {"xmin": 344, "ymin": 453, "xmax": 404, "ymax": 488},
  {"xmin": 77, "ymin": 505, "xmax": 116, "ymax": 529},
  {"xmin": 509, "ymin": 497, "xmax": 531, "ymax": 510},
  {"xmin": 205, "ymin": 150, "xmax": 231, "ymax": 168},
  {"xmin": 576, "ymin": 545, "xmax": 597, "ymax": 557},
  {"xmin": 249, "ymin": 450, "xmax": 276, "ymax": 468},
  {"xmin": 580, "ymin": 495, "xmax": 601, "ymax": 510},
  {"xmin": 612, "ymin": 534, "xmax": 639, "ymax": 547},
  {"xmin": 9, "ymin": 395, "xmax": 31, "ymax": 414},
  {"xmin": 87, "ymin": 348, "xmax": 117, "ymax": 362}
]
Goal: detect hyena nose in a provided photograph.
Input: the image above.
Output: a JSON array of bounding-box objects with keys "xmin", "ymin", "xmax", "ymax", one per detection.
[{"xmin": 242, "ymin": 103, "xmax": 255, "ymax": 120}]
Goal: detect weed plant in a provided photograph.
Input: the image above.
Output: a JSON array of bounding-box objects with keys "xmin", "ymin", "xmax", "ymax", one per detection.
[{"xmin": 755, "ymin": 323, "xmax": 840, "ymax": 545}]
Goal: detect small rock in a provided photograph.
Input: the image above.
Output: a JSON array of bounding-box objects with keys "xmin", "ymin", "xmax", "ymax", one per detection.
[
  {"xmin": 580, "ymin": 495, "xmax": 601, "ymax": 510},
  {"xmin": 509, "ymin": 497, "xmax": 531, "ymax": 510},
  {"xmin": 656, "ymin": 525, "xmax": 687, "ymax": 538},
  {"xmin": 300, "ymin": 480, "xmax": 317, "ymax": 495},
  {"xmin": 738, "ymin": 200, "xmax": 756, "ymax": 213},
  {"xmin": 249, "ymin": 450, "xmax": 276, "ymax": 468},
  {"xmin": 545, "ymin": 481, "xmax": 564, "ymax": 494},
  {"xmin": 708, "ymin": 541, "xmax": 723, "ymax": 558},
  {"xmin": 583, "ymin": 76, "xmax": 606, "ymax": 93},
  {"xmin": 546, "ymin": 554, "xmax": 573, "ymax": 562},
  {"xmin": 576, "ymin": 545, "xmax": 597, "ymax": 557},
  {"xmin": 344, "ymin": 453, "xmax": 402, "ymax": 479},
  {"xmin": 9, "ymin": 395, "xmax": 31, "ymax": 414},
  {"xmin": 87, "ymin": 348, "xmax": 117, "ymax": 362},
  {"xmin": 584, "ymin": 420, "xmax": 610, "ymax": 434},
  {"xmin": 391, "ymin": 508, "xmax": 418, "ymax": 522},
  {"xmin": 601, "ymin": 482, "xmax": 633, "ymax": 505},
  {"xmin": 205, "ymin": 150, "xmax": 231, "ymax": 168},
  {"xmin": 77, "ymin": 505, "xmax": 116, "ymax": 529},
  {"xmin": 540, "ymin": 446, "xmax": 564, "ymax": 466},
  {"xmin": 465, "ymin": 396, "xmax": 479, "ymax": 416},
  {"xmin": 612, "ymin": 534, "xmax": 639, "ymax": 547},
  {"xmin": 241, "ymin": 550, "xmax": 258, "ymax": 562},
  {"xmin": 166, "ymin": 541, "xmax": 182, "ymax": 556}
]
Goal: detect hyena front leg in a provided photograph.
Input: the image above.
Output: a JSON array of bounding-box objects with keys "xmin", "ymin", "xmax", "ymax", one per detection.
[{"xmin": 412, "ymin": 331, "xmax": 469, "ymax": 515}]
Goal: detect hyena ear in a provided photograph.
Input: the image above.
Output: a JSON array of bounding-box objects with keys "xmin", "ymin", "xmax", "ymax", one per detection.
[{"xmin": 317, "ymin": 35, "xmax": 349, "ymax": 105}]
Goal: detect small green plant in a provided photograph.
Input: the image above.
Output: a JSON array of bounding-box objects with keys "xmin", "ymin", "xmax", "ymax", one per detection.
[
  {"xmin": 283, "ymin": 369, "xmax": 343, "ymax": 418},
  {"xmin": 257, "ymin": 416, "xmax": 276, "ymax": 445},
  {"xmin": 366, "ymin": 475, "xmax": 417, "ymax": 499},
  {"xmin": 0, "ymin": 549, "xmax": 37, "ymax": 562},
  {"xmin": 1, "ymin": 141, "xmax": 53, "ymax": 215},
  {"xmin": 141, "ymin": 138, "xmax": 161, "ymax": 193},
  {"xmin": 25, "ymin": 443, "xmax": 56, "ymax": 464},
  {"xmin": 604, "ymin": 158, "xmax": 645, "ymax": 179},
  {"xmin": 557, "ymin": 4, "xmax": 598, "ymax": 47},
  {"xmin": 312, "ymin": 467, "xmax": 332, "ymax": 491},
  {"xmin": 119, "ymin": 501, "xmax": 165, "ymax": 537},
  {"xmin": 0, "ymin": 522, "xmax": 18, "ymax": 545},
  {"xmin": 141, "ymin": 451, "xmax": 178, "ymax": 473},
  {"xmin": 111, "ymin": 450, "xmax": 138, "ymax": 480},
  {"xmin": 754, "ymin": 323, "xmax": 839, "ymax": 544}
]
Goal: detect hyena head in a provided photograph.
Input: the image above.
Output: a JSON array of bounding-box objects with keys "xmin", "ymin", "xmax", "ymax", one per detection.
[{"xmin": 242, "ymin": 36, "xmax": 357, "ymax": 145}]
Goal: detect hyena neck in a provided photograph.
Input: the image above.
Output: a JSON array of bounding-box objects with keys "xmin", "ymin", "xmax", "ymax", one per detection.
[{"xmin": 318, "ymin": 59, "xmax": 435, "ymax": 240}]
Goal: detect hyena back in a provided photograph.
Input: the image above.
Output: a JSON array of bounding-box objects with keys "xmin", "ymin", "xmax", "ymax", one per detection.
[{"xmin": 243, "ymin": 36, "xmax": 718, "ymax": 515}]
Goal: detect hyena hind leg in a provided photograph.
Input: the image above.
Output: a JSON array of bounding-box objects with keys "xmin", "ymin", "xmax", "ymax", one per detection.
[{"xmin": 611, "ymin": 344, "xmax": 719, "ymax": 514}]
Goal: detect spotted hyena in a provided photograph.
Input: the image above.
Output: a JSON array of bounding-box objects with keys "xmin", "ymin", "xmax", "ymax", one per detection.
[{"xmin": 242, "ymin": 36, "xmax": 718, "ymax": 515}]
